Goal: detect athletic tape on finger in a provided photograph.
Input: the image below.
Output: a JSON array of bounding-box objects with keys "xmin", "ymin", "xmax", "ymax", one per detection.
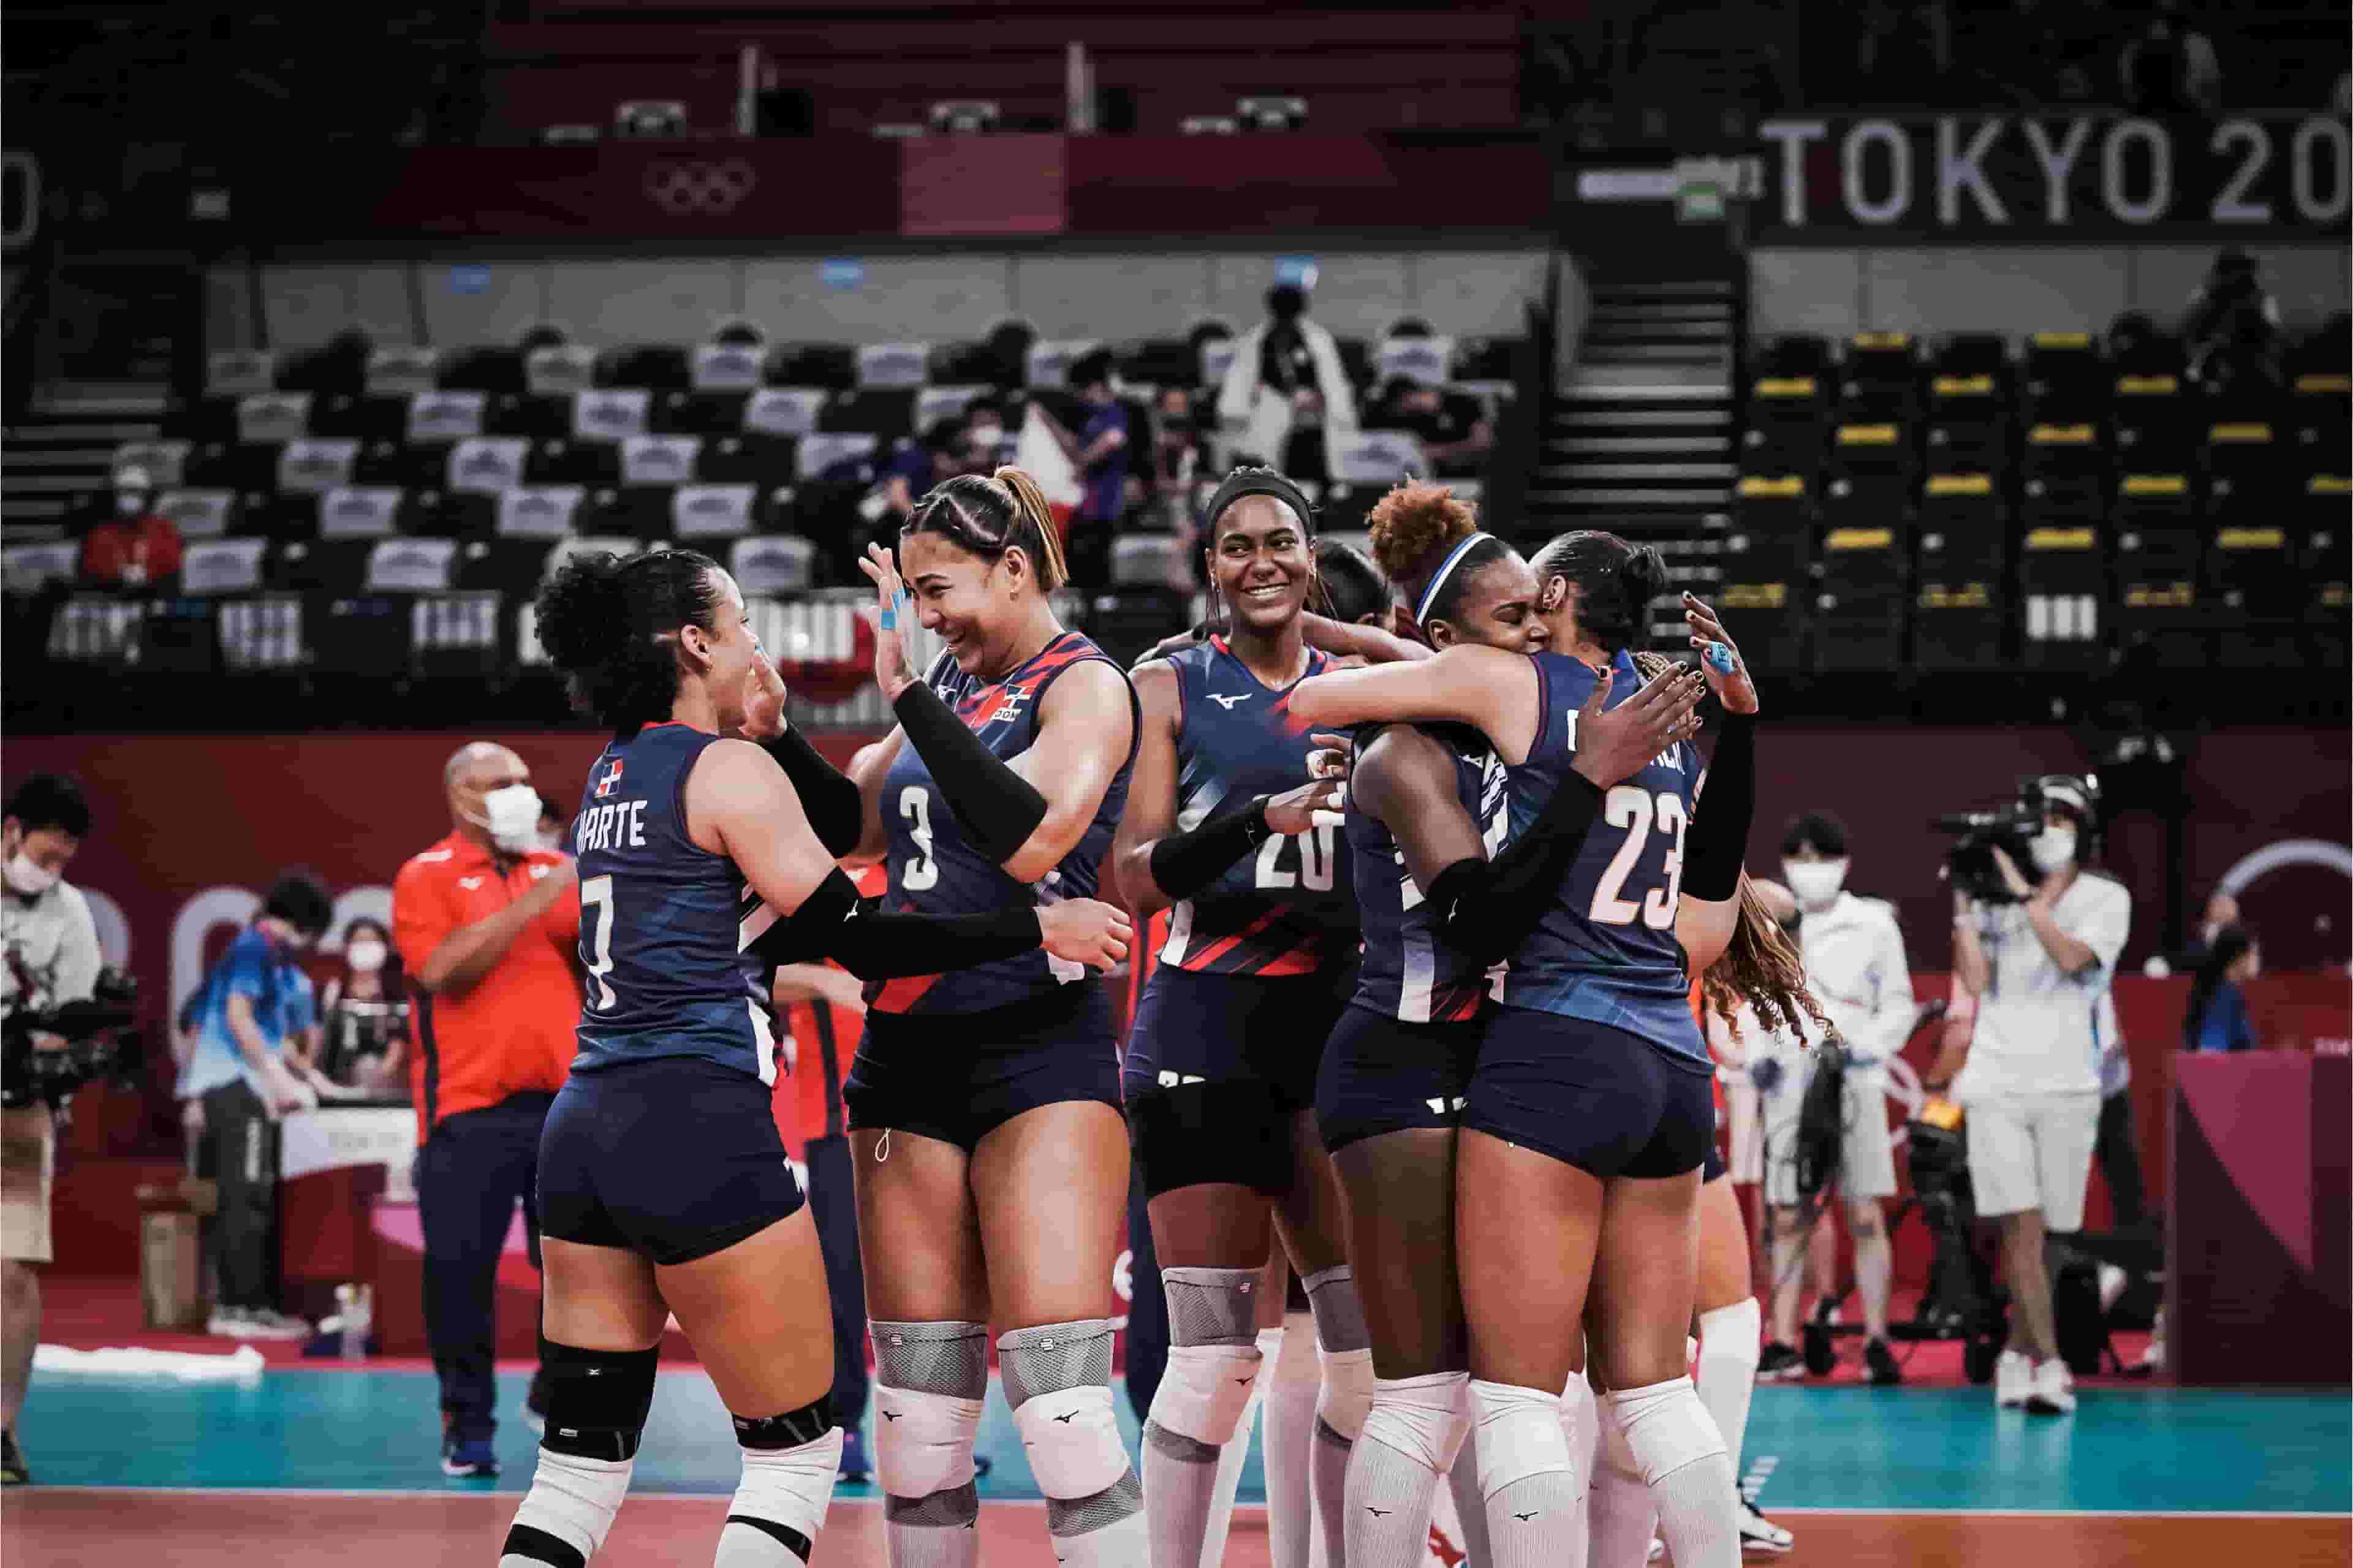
[{"xmin": 1703, "ymin": 642, "xmax": 1736, "ymax": 674}]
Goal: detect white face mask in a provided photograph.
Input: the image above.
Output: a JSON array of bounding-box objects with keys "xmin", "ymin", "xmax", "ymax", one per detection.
[
  {"xmin": 3, "ymin": 853, "xmax": 58, "ymax": 898},
  {"xmin": 346, "ymin": 940, "xmax": 388, "ymax": 973},
  {"xmin": 474, "ymin": 783, "xmax": 542, "ymax": 855},
  {"xmin": 1783, "ymin": 858, "xmax": 1849, "ymax": 907},
  {"xmin": 2031, "ymin": 826, "xmax": 2077, "ymax": 874}
]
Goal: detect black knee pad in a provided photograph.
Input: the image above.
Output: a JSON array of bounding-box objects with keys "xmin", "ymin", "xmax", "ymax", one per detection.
[
  {"xmin": 1128, "ymin": 1077, "xmax": 1293, "ymax": 1199},
  {"xmin": 732, "ymin": 1393, "xmax": 836, "ymax": 1450},
  {"xmin": 539, "ymin": 1339, "xmax": 661, "ymax": 1461}
]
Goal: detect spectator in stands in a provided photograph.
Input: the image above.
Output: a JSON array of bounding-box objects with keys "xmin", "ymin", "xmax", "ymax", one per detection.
[
  {"xmin": 1856, "ymin": 0, "xmax": 1952, "ymax": 92},
  {"xmin": 309, "ymin": 917, "xmax": 408, "ymax": 1099},
  {"xmin": 177, "ymin": 869, "xmax": 335, "ymax": 1343},
  {"xmin": 1147, "ymin": 387, "xmax": 1207, "ymax": 560},
  {"xmin": 1370, "ymin": 375, "xmax": 1496, "ymax": 477},
  {"xmin": 1063, "ymin": 349, "xmax": 1132, "ymax": 588},
  {"xmin": 1216, "ymin": 282, "xmax": 1358, "ymax": 474},
  {"xmin": 876, "ymin": 419, "xmax": 967, "ymax": 525},
  {"xmin": 964, "ymin": 396, "xmax": 1014, "ymax": 468},
  {"xmin": 2185, "ymin": 251, "xmax": 2286, "ymax": 396},
  {"xmin": 2184, "ymin": 926, "xmax": 2261, "ymax": 1052},
  {"xmin": 2120, "ymin": 0, "xmax": 2221, "ymax": 116},
  {"xmin": 1, "ymin": 774, "xmax": 100, "ymax": 1488},
  {"xmin": 77, "ymin": 466, "xmax": 183, "ymax": 593},
  {"xmin": 392, "ymin": 743, "xmax": 582, "ymax": 1478}
]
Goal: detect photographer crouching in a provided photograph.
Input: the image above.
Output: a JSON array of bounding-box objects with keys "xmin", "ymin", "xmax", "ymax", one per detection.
[
  {"xmin": 1928, "ymin": 776, "xmax": 2129, "ymax": 1418},
  {"xmin": 1, "ymin": 776, "xmax": 104, "ymax": 1487}
]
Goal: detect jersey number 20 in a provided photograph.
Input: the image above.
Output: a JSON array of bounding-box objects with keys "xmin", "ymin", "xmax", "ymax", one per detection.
[
  {"xmin": 1589, "ymin": 786, "xmax": 1688, "ymax": 930},
  {"xmin": 1254, "ymin": 824, "xmax": 1336, "ymax": 892}
]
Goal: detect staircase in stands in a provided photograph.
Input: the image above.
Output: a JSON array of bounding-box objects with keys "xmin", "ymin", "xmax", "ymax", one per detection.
[
  {"xmin": 1526, "ymin": 267, "xmax": 1742, "ymax": 633},
  {"xmin": 2, "ymin": 382, "xmax": 172, "ymax": 539}
]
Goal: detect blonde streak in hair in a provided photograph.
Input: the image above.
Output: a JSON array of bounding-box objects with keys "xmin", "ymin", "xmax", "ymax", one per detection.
[{"xmin": 992, "ymin": 466, "xmax": 1069, "ymax": 590}]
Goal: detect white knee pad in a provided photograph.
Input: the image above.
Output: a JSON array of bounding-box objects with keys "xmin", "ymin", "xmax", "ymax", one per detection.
[
  {"xmin": 1358, "ymin": 1370, "xmax": 1473, "ymax": 1473},
  {"xmin": 1153, "ymin": 1340, "xmax": 1265, "ymax": 1445},
  {"xmin": 871, "ymin": 1384, "xmax": 984, "ymax": 1499},
  {"xmin": 1314, "ymin": 1343, "xmax": 1376, "ymax": 1441},
  {"xmin": 1469, "ymin": 1378, "xmax": 1571, "ymax": 1501},
  {"xmin": 1014, "ymin": 1382, "xmax": 1132, "ymax": 1500},
  {"xmin": 1607, "ymin": 1377, "xmax": 1726, "ymax": 1487}
]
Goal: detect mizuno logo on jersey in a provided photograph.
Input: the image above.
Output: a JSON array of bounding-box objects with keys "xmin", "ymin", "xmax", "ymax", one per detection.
[
  {"xmin": 595, "ymin": 758, "xmax": 625, "ymax": 798},
  {"xmin": 1427, "ymin": 1096, "xmax": 1466, "ymax": 1115},
  {"xmin": 1158, "ymin": 1070, "xmax": 1207, "ymax": 1086},
  {"xmin": 1208, "ymin": 692, "xmax": 1253, "ymax": 710}
]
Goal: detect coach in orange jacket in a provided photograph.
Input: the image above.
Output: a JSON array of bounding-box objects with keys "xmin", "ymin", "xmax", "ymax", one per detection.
[{"xmin": 392, "ymin": 741, "xmax": 581, "ymax": 1478}]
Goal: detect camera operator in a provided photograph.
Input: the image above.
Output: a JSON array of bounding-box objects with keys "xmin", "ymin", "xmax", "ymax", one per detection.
[
  {"xmin": 1931, "ymin": 776, "xmax": 2129, "ymax": 1418},
  {"xmin": 0, "ymin": 775, "xmax": 100, "ymax": 1488}
]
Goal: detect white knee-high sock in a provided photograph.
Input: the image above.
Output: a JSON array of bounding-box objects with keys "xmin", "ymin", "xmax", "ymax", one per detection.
[
  {"xmin": 501, "ymin": 1449, "xmax": 634, "ymax": 1567},
  {"xmin": 1442, "ymin": 1376, "xmax": 1491, "ymax": 1566},
  {"xmin": 1200, "ymin": 1327, "xmax": 1279, "ymax": 1568},
  {"xmin": 1264, "ymin": 1309, "xmax": 1320, "ymax": 1568},
  {"xmin": 1609, "ymin": 1377, "xmax": 1737, "ymax": 1568},
  {"xmin": 1344, "ymin": 1370, "xmax": 1469, "ymax": 1568},
  {"xmin": 1470, "ymin": 1379, "xmax": 1583, "ymax": 1568},
  {"xmin": 1692, "ymin": 1298, "xmax": 1760, "ymax": 1476},
  {"xmin": 716, "ymin": 1426, "xmax": 843, "ymax": 1566},
  {"xmin": 1585, "ymin": 1403, "xmax": 1656, "ymax": 1568}
]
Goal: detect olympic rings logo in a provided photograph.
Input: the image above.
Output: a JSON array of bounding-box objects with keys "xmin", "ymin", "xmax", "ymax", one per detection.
[{"xmin": 643, "ymin": 159, "xmax": 757, "ymax": 217}]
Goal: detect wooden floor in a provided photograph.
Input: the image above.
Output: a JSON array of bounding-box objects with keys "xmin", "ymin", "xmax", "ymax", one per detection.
[{"xmin": 7, "ymin": 1492, "xmax": 2351, "ymax": 1568}]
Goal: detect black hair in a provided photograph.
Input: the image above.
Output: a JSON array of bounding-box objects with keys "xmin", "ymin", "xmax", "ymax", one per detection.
[
  {"xmin": 536, "ymin": 790, "xmax": 566, "ymax": 826},
  {"xmin": 901, "ymin": 471, "xmax": 1070, "ymax": 591},
  {"xmin": 919, "ymin": 417, "xmax": 965, "ymax": 455},
  {"xmin": 1266, "ymin": 284, "xmax": 1307, "ymax": 322},
  {"xmin": 336, "ymin": 914, "xmax": 406, "ymax": 999},
  {"xmin": 5, "ymin": 775, "xmax": 91, "ymax": 840},
  {"xmin": 1781, "ymin": 810, "xmax": 1850, "ymax": 858},
  {"xmin": 535, "ymin": 547, "xmax": 729, "ymax": 735},
  {"xmin": 1527, "ymin": 529, "xmax": 1672, "ymax": 653},
  {"xmin": 1314, "ymin": 538, "xmax": 1391, "ymax": 625},
  {"xmin": 343, "ymin": 915, "xmax": 390, "ymax": 944},
  {"xmin": 265, "ymin": 868, "xmax": 334, "ymax": 939},
  {"xmin": 1067, "ymin": 349, "xmax": 1115, "ymax": 390},
  {"xmin": 2183, "ymin": 925, "xmax": 2257, "ymax": 1051}
]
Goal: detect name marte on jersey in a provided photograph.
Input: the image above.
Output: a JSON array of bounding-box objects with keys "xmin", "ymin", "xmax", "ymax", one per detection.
[{"xmin": 576, "ymin": 797, "xmax": 649, "ymax": 854}]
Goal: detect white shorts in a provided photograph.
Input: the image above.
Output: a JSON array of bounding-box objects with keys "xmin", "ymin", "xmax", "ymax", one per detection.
[
  {"xmin": 1758, "ymin": 1058, "xmax": 1899, "ymax": 1210},
  {"xmin": 1725, "ymin": 1070, "xmax": 1762, "ymax": 1186},
  {"xmin": 1, "ymin": 1107, "xmax": 56, "ymax": 1265},
  {"xmin": 1965, "ymin": 1092, "xmax": 2099, "ymax": 1231}
]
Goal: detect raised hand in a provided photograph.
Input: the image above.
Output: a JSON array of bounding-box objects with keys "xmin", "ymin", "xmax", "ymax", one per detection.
[
  {"xmin": 1038, "ymin": 897, "xmax": 1135, "ymax": 972},
  {"xmin": 1569, "ymin": 664, "xmax": 1707, "ymax": 789},
  {"xmin": 1683, "ymin": 592, "xmax": 1759, "ymax": 716},
  {"xmin": 856, "ymin": 542, "xmax": 918, "ymax": 700},
  {"xmin": 739, "ymin": 635, "xmax": 790, "ymax": 740}
]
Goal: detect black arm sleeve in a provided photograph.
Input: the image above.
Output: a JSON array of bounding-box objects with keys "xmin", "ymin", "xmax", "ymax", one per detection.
[
  {"xmin": 892, "ymin": 680, "xmax": 1050, "ymax": 865},
  {"xmin": 760, "ymin": 725, "xmax": 863, "ymax": 858},
  {"xmin": 1678, "ymin": 713, "xmax": 1756, "ymax": 902},
  {"xmin": 745, "ymin": 867, "xmax": 1043, "ymax": 982},
  {"xmin": 1145, "ymin": 792, "xmax": 1271, "ymax": 903},
  {"xmin": 1427, "ymin": 772, "xmax": 1608, "ymax": 966}
]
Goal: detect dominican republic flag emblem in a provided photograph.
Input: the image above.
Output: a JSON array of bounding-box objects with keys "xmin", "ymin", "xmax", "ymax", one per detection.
[{"xmin": 595, "ymin": 759, "xmax": 625, "ymax": 798}]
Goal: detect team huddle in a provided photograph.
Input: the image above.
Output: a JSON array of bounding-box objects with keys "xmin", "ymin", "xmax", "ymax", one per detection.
[{"xmin": 502, "ymin": 461, "xmax": 1826, "ymax": 1568}]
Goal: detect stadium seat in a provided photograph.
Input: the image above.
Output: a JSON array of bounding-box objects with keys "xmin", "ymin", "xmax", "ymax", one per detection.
[
  {"xmin": 3, "ymin": 540, "xmax": 80, "ymax": 596},
  {"xmin": 2202, "ymin": 421, "xmax": 2281, "ymax": 519},
  {"xmin": 601, "ymin": 485, "xmax": 676, "ymax": 543},
  {"xmin": 2205, "ymin": 517, "xmax": 2300, "ymax": 667},
  {"xmin": 529, "ymin": 438, "xmax": 622, "ymax": 487},
  {"xmin": 1826, "ymin": 419, "xmax": 1917, "ymax": 493},
  {"xmin": 858, "ymin": 342, "xmax": 931, "ymax": 389},
  {"xmin": 207, "ymin": 350, "xmax": 279, "ymax": 398},
  {"xmin": 1729, "ymin": 475, "xmax": 1813, "ymax": 580},
  {"xmin": 822, "ymin": 389, "xmax": 918, "ymax": 442},
  {"xmin": 731, "ymin": 535, "xmax": 817, "ymax": 596},
  {"xmin": 694, "ymin": 433, "xmax": 794, "ymax": 487},
  {"xmin": 771, "ymin": 343, "xmax": 857, "ymax": 391},
  {"xmin": 1086, "ymin": 587, "xmax": 1192, "ymax": 668},
  {"xmin": 661, "ymin": 390, "xmax": 746, "ymax": 435},
  {"xmin": 572, "ymin": 388, "xmax": 651, "ymax": 442},
  {"xmin": 157, "ymin": 488, "xmax": 236, "ymax": 540},
  {"xmin": 692, "ymin": 343, "xmax": 768, "ymax": 394},
  {"xmin": 182, "ymin": 538, "xmax": 271, "ymax": 596},
  {"xmin": 316, "ymin": 486, "xmax": 406, "ymax": 540},
  {"xmin": 1756, "ymin": 334, "xmax": 1834, "ymax": 379},
  {"xmin": 363, "ymin": 537, "xmax": 460, "ymax": 594},
  {"xmin": 2020, "ymin": 422, "xmax": 2105, "ymax": 518},
  {"xmin": 439, "ymin": 345, "xmax": 526, "ymax": 396},
  {"xmin": 603, "ymin": 344, "xmax": 691, "ymax": 391},
  {"xmin": 670, "ymin": 484, "xmax": 757, "ymax": 543},
  {"xmin": 746, "ymin": 387, "xmax": 828, "ymax": 437},
  {"xmin": 2022, "ymin": 332, "xmax": 2106, "ymax": 424},
  {"xmin": 1914, "ymin": 474, "xmax": 2007, "ymax": 669},
  {"xmin": 1112, "ymin": 533, "xmax": 1184, "ymax": 588},
  {"xmin": 449, "ymin": 437, "xmax": 529, "ymax": 495},
  {"xmin": 216, "ymin": 595, "xmax": 307, "ymax": 672},
  {"xmin": 1838, "ymin": 333, "xmax": 1920, "ymax": 422},
  {"xmin": 411, "ymin": 590, "xmax": 506, "ymax": 678},
  {"xmin": 113, "ymin": 439, "xmax": 191, "ymax": 488},
  {"xmin": 239, "ymin": 393, "xmax": 314, "ymax": 445},
  {"xmin": 350, "ymin": 440, "xmax": 411, "ymax": 487},
  {"xmin": 2016, "ymin": 518, "xmax": 2107, "ymax": 670},
  {"xmin": 366, "ymin": 345, "xmax": 441, "ymax": 398},
  {"xmin": 2299, "ymin": 473, "xmax": 2349, "ymax": 656},
  {"xmin": 274, "ymin": 538, "xmax": 375, "ymax": 596},
  {"xmin": 797, "ymin": 431, "xmax": 879, "ymax": 484},
  {"xmin": 917, "ymin": 384, "xmax": 990, "ymax": 431},
  {"xmin": 277, "ymin": 439, "xmax": 360, "ymax": 496},
  {"xmin": 622, "ymin": 434, "xmax": 702, "ymax": 487},
  {"xmin": 526, "ymin": 344, "xmax": 598, "ymax": 398},
  {"xmin": 2112, "ymin": 471, "xmax": 2205, "ymax": 668},
  {"xmin": 407, "ymin": 390, "xmax": 488, "ymax": 443},
  {"xmin": 2110, "ymin": 365, "xmax": 2190, "ymax": 468},
  {"xmin": 1116, "ymin": 337, "xmax": 1198, "ymax": 388},
  {"xmin": 1813, "ymin": 519, "xmax": 1908, "ymax": 672}
]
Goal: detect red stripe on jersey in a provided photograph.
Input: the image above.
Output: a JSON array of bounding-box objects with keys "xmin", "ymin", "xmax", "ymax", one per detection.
[
  {"xmin": 1183, "ymin": 906, "xmax": 1284, "ymax": 971},
  {"xmin": 870, "ymin": 971, "xmax": 941, "ymax": 1013}
]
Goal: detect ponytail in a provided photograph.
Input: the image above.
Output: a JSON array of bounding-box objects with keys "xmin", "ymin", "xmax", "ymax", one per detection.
[{"xmin": 992, "ymin": 466, "xmax": 1070, "ymax": 591}]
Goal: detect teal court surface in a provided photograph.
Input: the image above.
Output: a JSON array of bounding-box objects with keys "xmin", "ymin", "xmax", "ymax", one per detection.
[{"xmin": 6, "ymin": 1365, "xmax": 2349, "ymax": 1566}]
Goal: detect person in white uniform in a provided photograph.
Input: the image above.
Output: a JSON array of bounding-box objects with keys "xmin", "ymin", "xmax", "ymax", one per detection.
[
  {"xmin": 1928, "ymin": 776, "xmax": 2129, "ymax": 1418},
  {"xmin": 1762, "ymin": 813, "xmax": 1914, "ymax": 1387}
]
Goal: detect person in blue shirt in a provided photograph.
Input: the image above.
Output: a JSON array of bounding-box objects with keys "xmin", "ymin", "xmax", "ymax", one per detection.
[
  {"xmin": 176, "ymin": 870, "xmax": 335, "ymax": 1341},
  {"xmin": 2184, "ymin": 925, "xmax": 2261, "ymax": 1053}
]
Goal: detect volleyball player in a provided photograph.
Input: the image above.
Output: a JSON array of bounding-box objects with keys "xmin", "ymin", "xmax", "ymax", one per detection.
[
  {"xmin": 1110, "ymin": 468, "xmax": 1379, "ymax": 1568},
  {"xmin": 506, "ymin": 548, "xmax": 1129, "ymax": 1568},
  {"xmin": 843, "ymin": 470, "xmax": 1147, "ymax": 1568},
  {"xmin": 1292, "ymin": 531, "xmax": 1770, "ymax": 1568},
  {"xmin": 1313, "ymin": 486, "xmax": 1706, "ymax": 1568}
]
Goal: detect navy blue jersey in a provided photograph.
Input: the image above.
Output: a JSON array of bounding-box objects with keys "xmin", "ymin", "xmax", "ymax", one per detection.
[
  {"xmin": 870, "ymin": 631, "xmax": 1139, "ymax": 1016},
  {"xmin": 572, "ymin": 722, "xmax": 778, "ymax": 1082},
  {"xmin": 1498, "ymin": 650, "xmax": 1710, "ymax": 1067},
  {"xmin": 1347, "ymin": 722, "xmax": 1510, "ymax": 1023},
  {"xmin": 1156, "ymin": 637, "xmax": 1357, "ymax": 976}
]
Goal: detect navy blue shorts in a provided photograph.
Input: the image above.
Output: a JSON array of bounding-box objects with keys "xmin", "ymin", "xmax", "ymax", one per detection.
[
  {"xmin": 1314, "ymin": 1002, "xmax": 1485, "ymax": 1156},
  {"xmin": 846, "ymin": 982, "xmax": 1120, "ymax": 1154},
  {"xmin": 539, "ymin": 1055, "xmax": 805, "ymax": 1267},
  {"xmin": 1461, "ymin": 1008, "xmax": 1716, "ymax": 1180},
  {"xmin": 1121, "ymin": 962, "xmax": 1353, "ymax": 1113}
]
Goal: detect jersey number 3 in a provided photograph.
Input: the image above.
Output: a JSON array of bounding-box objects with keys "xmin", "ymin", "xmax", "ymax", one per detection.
[
  {"xmin": 900, "ymin": 786, "xmax": 940, "ymax": 891},
  {"xmin": 1589, "ymin": 786, "xmax": 1688, "ymax": 930}
]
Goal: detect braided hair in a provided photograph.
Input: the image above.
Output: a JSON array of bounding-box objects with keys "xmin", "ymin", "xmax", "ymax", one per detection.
[
  {"xmin": 1528, "ymin": 529, "xmax": 1671, "ymax": 654},
  {"xmin": 901, "ymin": 468, "xmax": 1071, "ymax": 590},
  {"xmin": 535, "ymin": 547, "xmax": 728, "ymax": 736}
]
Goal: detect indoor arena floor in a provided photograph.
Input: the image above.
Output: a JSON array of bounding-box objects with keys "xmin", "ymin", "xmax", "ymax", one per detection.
[{"xmin": 7, "ymin": 1357, "xmax": 2349, "ymax": 1567}]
